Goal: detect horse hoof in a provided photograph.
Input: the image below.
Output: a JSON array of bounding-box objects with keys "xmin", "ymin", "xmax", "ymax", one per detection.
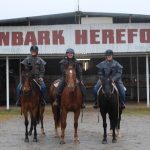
[
  {"xmin": 41, "ymin": 128, "xmax": 45, "ymax": 135},
  {"xmin": 112, "ymin": 139, "xmax": 117, "ymax": 143},
  {"xmin": 33, "ymin": 138, "xmax": 38, "ymax": 142},
  {"xmin": 60, "ymin": 140, "xmax": 65, "ymax": 144},
  {"xmin": 24, "ymin": 138, "xmax": 29, "ymax": 142},
  {"xmin": 54, "ymin": 134, "xmax": 59, "ymax": 138},
  {"xmin": 74, "ymin": 138, "xmax": 80, "ymax": 144},
  {"xmin": 102, "ymin": 139, "xmax": 107, "ymax": 144}
]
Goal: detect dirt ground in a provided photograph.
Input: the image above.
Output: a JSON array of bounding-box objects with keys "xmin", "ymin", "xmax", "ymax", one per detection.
[{"xmin": 0, "ymin": 104, "xmax": 150, "ymax": 150}]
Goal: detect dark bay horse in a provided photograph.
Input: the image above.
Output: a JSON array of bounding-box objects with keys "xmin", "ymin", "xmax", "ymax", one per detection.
[
  {"xmin": 21, "ymin": 71, "xmax": 45, "ymax": 142},
  {"xmin": 98, "ymin": 76, "xmax": 122, "ymax": 144},
  {"xmin": 50, "ymin": 64, "xmax": 83, "ymax": 144}
]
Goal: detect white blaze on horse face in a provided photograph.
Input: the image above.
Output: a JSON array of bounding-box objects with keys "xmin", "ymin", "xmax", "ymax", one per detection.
[{"xmin": 69, "ymin": 70, "xmax": 73, "ymax": 74}]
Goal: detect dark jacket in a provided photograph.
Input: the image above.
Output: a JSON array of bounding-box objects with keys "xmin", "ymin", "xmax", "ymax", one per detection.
[
  {"xmin": 21, "ymin": 56, "xmax": 46, "ymax": 78},
  {"xmin": 59, "ymin": 57, "xmax": 83, "ymax": 81},
  {"xmin": 96, "ymin": 59, "xmax": 123, "ymax": 83}
]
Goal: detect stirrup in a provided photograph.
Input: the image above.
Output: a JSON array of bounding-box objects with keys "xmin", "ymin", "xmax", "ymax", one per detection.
[{"xmin": 121, "ymin": 103, "xmax": 126, "ymax": 109}]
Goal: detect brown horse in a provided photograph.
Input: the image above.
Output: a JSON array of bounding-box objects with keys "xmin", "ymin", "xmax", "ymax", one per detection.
[
  {"xmin": 21, "ymin": 71, "xmax": 45, "ymax": 142},
  {"xmin": 50, "ymin": 64, "xmax": 83, "ymax": 144}
]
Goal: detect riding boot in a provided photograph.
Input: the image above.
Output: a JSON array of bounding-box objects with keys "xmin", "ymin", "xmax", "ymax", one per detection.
[
  {"xmin": 16, "ymin": 97, "xmax": 21, "ymax": 107},
  {"xmin": 41, "ymin": 97, "xmax": 47, "ymax": 106},
  {"xmin": 121, "ymin": 101, "xmax": 126, "ymax": 109},
  {"xmin": 93, "ymin": 101, "xmax": 98, "ymax": 109},
  {"xmin": 16, "ymin": 82, "xmax": 22, "ymax": 107}
]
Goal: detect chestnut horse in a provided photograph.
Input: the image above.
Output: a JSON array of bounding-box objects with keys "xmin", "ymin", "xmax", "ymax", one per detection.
[
  {"xmin": 98, "ymin": 76, "xmax": 122, "ymax": 144},
  {"xmin": 50, "ymin": 64, "xmax": 83, "ymax": 144},
  {"xmin": 21, "ymin": 71, "xmax": 45, "ymax": 142}
]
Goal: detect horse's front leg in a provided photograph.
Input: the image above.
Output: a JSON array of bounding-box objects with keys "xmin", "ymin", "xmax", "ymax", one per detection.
[
  {"xmin": 33, "ymin": 117, "xmax": 38, "ymax": 142},
  {"xmin": 28, "ymin": 115, "xmax": 33, "ymax": 136},
  {"xmin": 24, "ymin": 115, "xmax": 29, "ymax": 142},
  {"xmin": 101, "ymin": 112, "xmax": 107, "ymax": 144},
  {"xmin": 60, "ymin": 109, "xmax": 67, "ymax": 144},
  {"xmin": 40, "ymin": 115, "xmax": 45, "ymax": 135},
  {"xmin": 74, "ymin": 110, "xmax": 80, "ymax": 143},
  {"xmin": 111, "ymin": 117, "xmax": 117, "ymax": 143}
]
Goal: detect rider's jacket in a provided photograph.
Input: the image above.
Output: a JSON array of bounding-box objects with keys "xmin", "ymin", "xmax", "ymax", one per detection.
[
  {"xmin": 59, "ymin": 57, "xmax": 83, "ymax": 81},
  {"xmin": 96, "ymin": 59, "xmax": 123, "ymax": 84},
  {"xmin": 21, "ymin": 56, "xmax": 46, "ymax": 78}
]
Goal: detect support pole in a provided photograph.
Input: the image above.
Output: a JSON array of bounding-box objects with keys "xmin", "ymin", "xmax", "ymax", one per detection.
[
  {"xmin": 136, "ymin": 57, "xmax": 140, "ymax": 103},
  {"xmin": 146, "ymin": 55, "xmax": 149, "ymax": 107},
  {"xmin": 6, "ymin": 56, "xmax": 9, "ymax": 110}
]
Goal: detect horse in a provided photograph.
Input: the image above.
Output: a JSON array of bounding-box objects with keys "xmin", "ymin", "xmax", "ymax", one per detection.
[
  {"xmin": 20, "ymin": 71, "xmax": 45, "ymax": 142},
  {"xmin": 49, "ymin": 64, "xmax": 83, "ymax": 144},
  {"xmin": 98, "ymin": 76, "xmax": 122, "ymax": 144}
]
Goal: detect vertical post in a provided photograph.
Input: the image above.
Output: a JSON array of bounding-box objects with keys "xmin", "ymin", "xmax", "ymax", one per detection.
[
  {"xmin": 136, "ymin": 57, "xmax": 140, "ymax": 103},
  {"xmin": 130, "ymin": 57, "xmax": 133, "ymax": 99},
  {"xmin": 6, "ymin": 56, "xmax": 9, "ymax": 110},
  {"xmin": 19, "ymin": 59, "xmax": 21, "ymax": 82},
  {"xmin": 146, "ymin": 54, "xmax": 149, "ymax": 107}
]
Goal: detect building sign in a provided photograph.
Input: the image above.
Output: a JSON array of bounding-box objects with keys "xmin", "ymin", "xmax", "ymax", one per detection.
[{"xmin": 0, "ymin": 23, "xmax": 150, "ymax": 54}]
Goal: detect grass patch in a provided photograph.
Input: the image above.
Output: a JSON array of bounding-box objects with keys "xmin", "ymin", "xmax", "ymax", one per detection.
[
  {"xmin": 0, "ymin": 107, "xmax": 20, "ymax": 122},
  {"xmin": 124, "ymin": 104, "xmax": 150, "ymax": 115},
  {"xmin": 0, "ymin": 105, "xmax": 52, "ymax": 122}
]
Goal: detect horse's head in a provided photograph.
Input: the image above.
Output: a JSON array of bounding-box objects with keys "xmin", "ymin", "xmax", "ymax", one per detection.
[
  {"xmin": 101, "ymin": 77, "xmax": 114, "ymax": 99},
  {"xmin": 65, "ymin": 64, "xmax": 76, "ymax": 91},
  {"xmin": 21, "ymin": 71, "xmax": 32, "ymax": 95}
]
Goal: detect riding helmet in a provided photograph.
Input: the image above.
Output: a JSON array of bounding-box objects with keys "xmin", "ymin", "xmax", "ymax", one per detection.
[
  {"xmin": 105, "ymin": 49, "xmax": 113, "ymax": 56},
  {"xmin": 66, "ymin": 48, "xmax": 75, "ymax": 54},
  {"xmin": 30, "ymin": 45, "xmax": 39, "ymax": 52}
]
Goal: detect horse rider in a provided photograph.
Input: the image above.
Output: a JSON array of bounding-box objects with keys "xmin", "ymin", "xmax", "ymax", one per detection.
[
  {"xmin": 93, "ymin": 49, "xmax": 126, "ymax": 109},
  {"xmin": 53, "ymin": 48, "xmax": 86, "ymax": 108},
  {"xmin": 16, "ymin": 45, "xmax": 47, "ymax": 106}
]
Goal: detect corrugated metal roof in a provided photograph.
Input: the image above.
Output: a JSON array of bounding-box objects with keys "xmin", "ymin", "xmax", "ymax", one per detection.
[{"xmin": 0, "ymin": 11, "xmax": 150, "ymax": 24}]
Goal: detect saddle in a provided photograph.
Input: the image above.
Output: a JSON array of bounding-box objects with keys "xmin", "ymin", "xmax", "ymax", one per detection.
[{"xmin": 53, "ymin": 79, "xmax": 81, "ymax": 88}]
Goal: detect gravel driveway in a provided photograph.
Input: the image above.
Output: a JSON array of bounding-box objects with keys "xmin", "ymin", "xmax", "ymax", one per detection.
[{"xmin": 0, "ymin": 105, "xmax": 150, "ymax": 150}]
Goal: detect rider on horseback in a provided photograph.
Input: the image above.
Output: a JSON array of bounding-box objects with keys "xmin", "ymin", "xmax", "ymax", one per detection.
[
  {"xmin": 16, "ymin": 45, "xmax": 47, "ymax": 106},
  {"xmin": 53, "ymin": 48, "xmax": 86, "ymax": 108},
  {"xmin": 93, "ymin": 49, "xmax": 126, "ymax": 109}
]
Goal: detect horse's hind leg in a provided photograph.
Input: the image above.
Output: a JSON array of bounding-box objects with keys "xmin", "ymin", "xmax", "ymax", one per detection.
[
  {"xmin": 40, "ymin": 106, "xmax": 45, "ymax": 135},
  {"xmin": 101, "ymin": 112, "xmax": 107, "ymax": 144},
  {"xmin": 28, "ymin": 115, "xmax": 33, "ymax": 136},
  {"xmin": 74, "ymin": 110, "xmax": 80, "ymax": 143},
  {"xmin": 116, "ymin": 111, "xmax": 122, "ymax": 137}
]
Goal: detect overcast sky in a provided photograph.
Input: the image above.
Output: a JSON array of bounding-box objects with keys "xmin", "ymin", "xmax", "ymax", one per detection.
[{"xmin": 0, "ymin": 0, "xmax": 150, "ymax": 20}]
